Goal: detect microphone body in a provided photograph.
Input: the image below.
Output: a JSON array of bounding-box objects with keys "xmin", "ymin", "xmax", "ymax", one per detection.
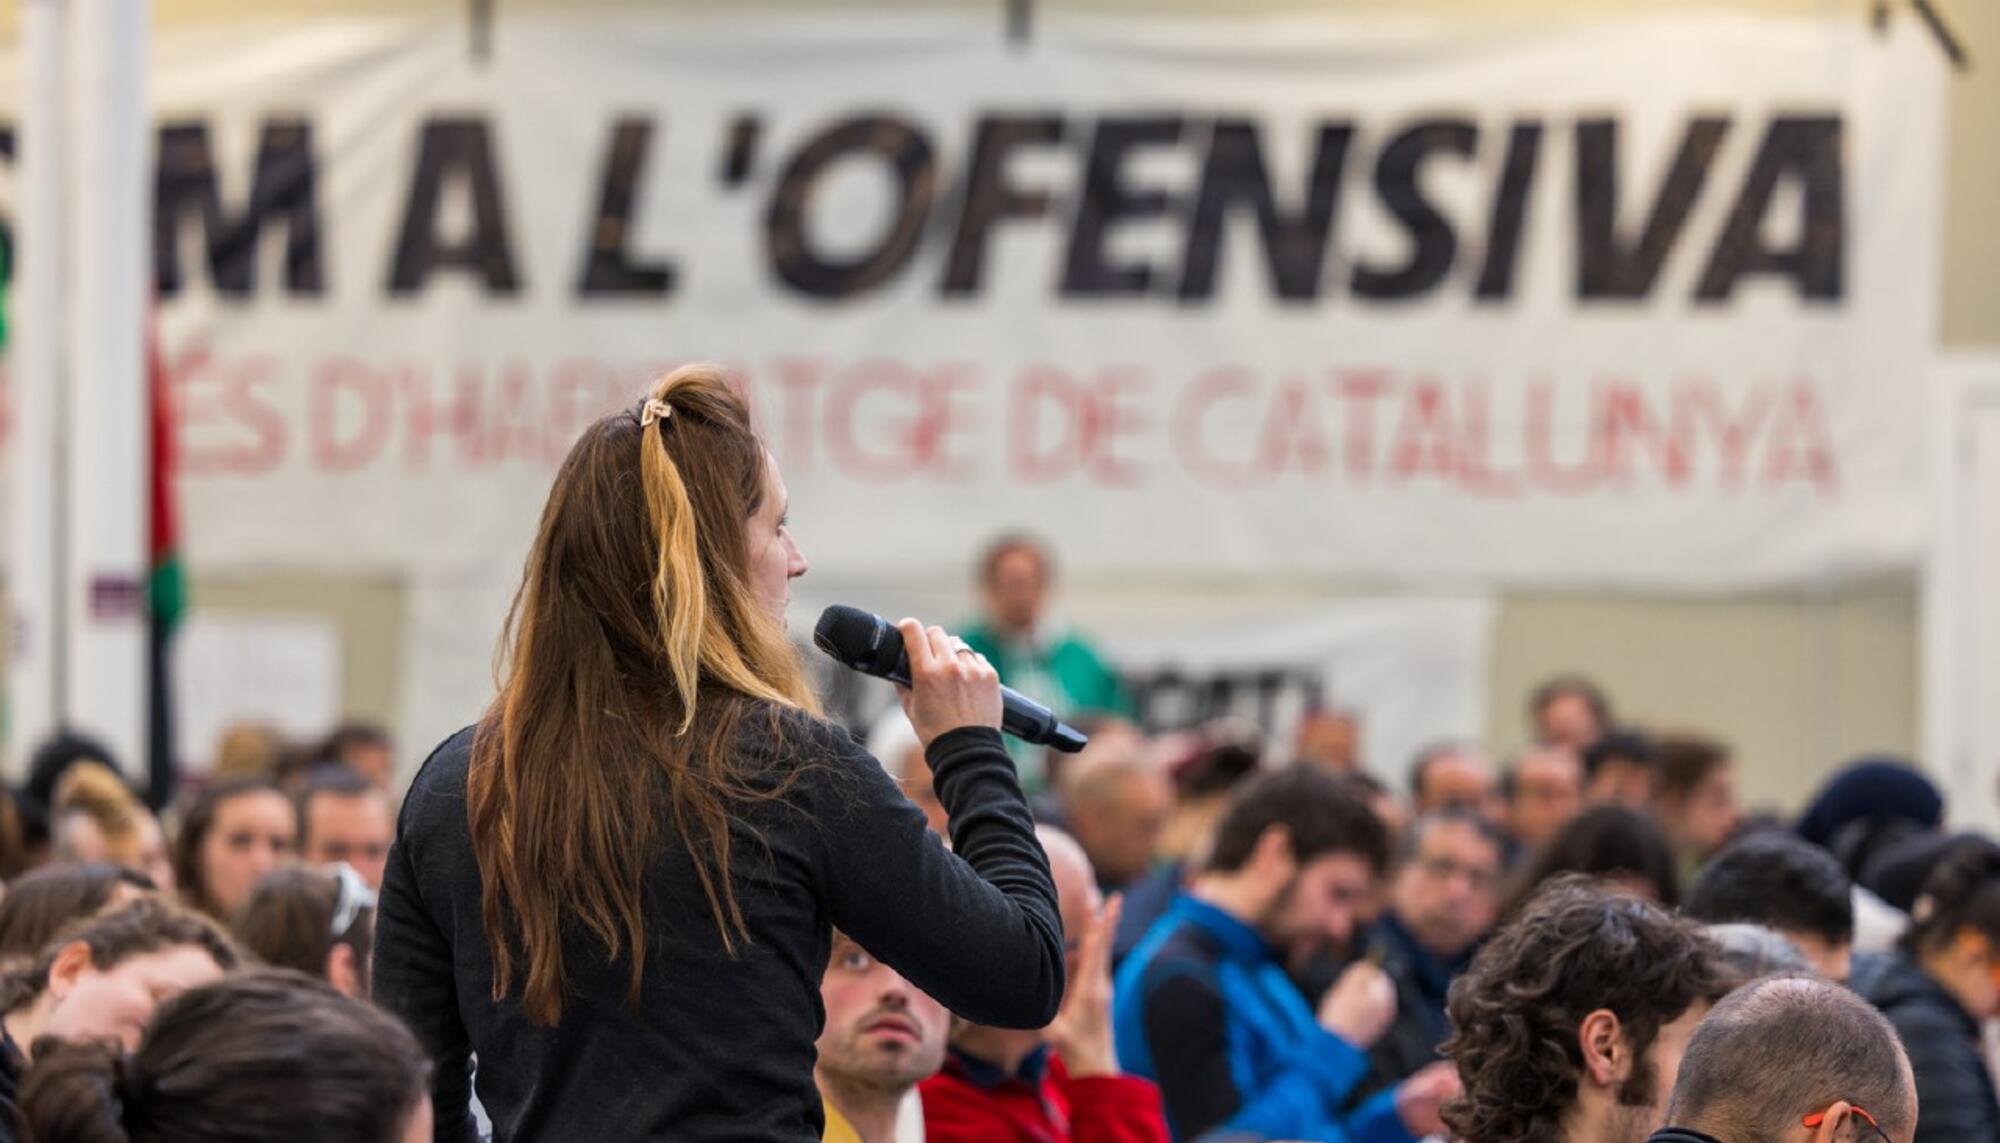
[{"xmin": 814, "ymin": 605, "xmax": 1090, "ymax": 754}]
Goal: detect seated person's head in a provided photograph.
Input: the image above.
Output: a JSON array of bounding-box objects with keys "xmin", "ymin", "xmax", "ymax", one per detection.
[
  {"xmin": 0, "ymin": 899, "xmax": 239, "ymax": 1058},
  {"xmin": 1897, "ymin": 839, "xmax": 2000, "ymax": 1022},
  {"xmin": 1443, "ymin": 877, "xmax": 1732, "ymax": 1143},
  {"xmin": 1655, "ymin": 734, "xmax": 1741, "ymax": 862},
  {"xmin": 18, "ymin": 969, "xmax": 433, "ymax": 1143},
  {"xmin": 1582, "ymin": 731, "xmax": 1659, "ymax": 811},
  {"xmin": 1663, "ymin": 975, "xmax": 1916, "ymax": 1143},
  {"xmin": 1531, "ymin": 675, "xmax": 1612, "ymax": 752},
  {"xmin": 1704, "ymin": 923, "xmax": 1812, "ymax": 981},
  {"xmin": 294, "ymin": 766, "xmax": 394, "ymax": 892},
  {"xmin": 1502, "ymin": 745, "xmax": 1584, "ymax": 852},
  {"xmin": 1390, "ymin": 810, "xmax": 1505, "ymax": 963},
  {"xmin": 815, "ymin": 932, "xmax": 949, "ymax": 1110},
  {"xmin": 1513, "ymin": 804, "xmax": 1681, "ymax": 912},
  {"xmin": 317, "ymin": 721, "xmax": 396, "ymax": 789},
  {"xmin": 0, "ymin": 864, "xmax": 156, "ymax": 972},
  {"xmin": 1295, "ymin": 708, "xmax": 1362, "ymax": 774},
  {"xmin": 51, "ymin": 762, "xmax": 176, "ymax": 894},
  {"xmin": 1062, "ymin": 747, "xmax": 1170, "ymax": 891},
  {"xmin": 1199, "ymin": 767, "xmax": 1389, "ymax": 973},
  {"xmin": 1686, "ymin": 833, "xmax": 1854, "ymax": 982},
  {"xmin": 1409, "ymin": 742, "xmax": 1497, "ymax": 819},
  {"xmin": 231, "ymin": 864, "xmax": 376, "ymax": 998},
  {"xmin": 172, "ymin": 778, "xmax": 299, "ymax": 922}
]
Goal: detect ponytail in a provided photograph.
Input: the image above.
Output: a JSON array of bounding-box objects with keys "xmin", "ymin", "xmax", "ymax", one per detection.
[
  {"xmin": 635, "ymin": 371, "xmax": 816, "ymax": 727},
  {"xmin": 1903, "ymin": 838, "xmax": 2000, "ymax": 956},
  {"xmin": 16, "ymin": 1040, "xmax": 136, "ymax": 1143}
]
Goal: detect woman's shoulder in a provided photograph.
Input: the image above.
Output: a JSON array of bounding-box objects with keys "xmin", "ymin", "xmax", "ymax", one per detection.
[
  {"xmin": 741, "ymin": 703, "xmax": 870, "ymax": 761},
  {"xmin": 401, "ymin": 726, "xmax": 477, "ymax": 815},
  {"xmin": 735, "ymin": 703, "xmax": 896, "ymax": 802}
]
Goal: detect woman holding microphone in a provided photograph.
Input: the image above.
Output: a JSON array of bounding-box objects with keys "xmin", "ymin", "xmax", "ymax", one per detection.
[{"xmin": 374, "ymin": 366, "xmax": 1064, "ymax": 1142}]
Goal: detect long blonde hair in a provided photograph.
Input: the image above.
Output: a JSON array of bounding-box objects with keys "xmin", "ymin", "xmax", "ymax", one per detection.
[{"xmin": 467, "ymin": 366, "xmax": 818, "ymax": 1026}]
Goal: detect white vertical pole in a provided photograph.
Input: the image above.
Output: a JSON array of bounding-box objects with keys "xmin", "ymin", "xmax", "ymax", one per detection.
[
  {"xmin": 8, "ymin": 0, "xmax": 69, "ymax": 778},
  {"xmin": 63, "ymin": 0, "xmax": 150, "ymax": 775},
  {"xmin": 1924, "ymin": 358, "xmax": 1994, "ymax": 833}
]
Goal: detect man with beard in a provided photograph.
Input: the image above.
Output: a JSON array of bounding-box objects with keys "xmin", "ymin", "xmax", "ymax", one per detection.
[
  {"xmin": 816, "ymin": 931, "xmax": 951, "ymax": 1143},
  {"xmin": 1113, "ymin": 767, "xmax": 1458, "ymax": 1143},
  {"xmin": 1441, "ymin": 877, "xmax": 1734, "ymax": 1143}
]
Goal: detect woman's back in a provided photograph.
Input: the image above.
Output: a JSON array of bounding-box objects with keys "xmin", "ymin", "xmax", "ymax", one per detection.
[
  {"xmin": 375, "ymin": 367, "xmax": 1064, "ymax": 1141},
  {"xmin": 377, "ymin": 711, "xmax": 1063, "ymax": 1143}
]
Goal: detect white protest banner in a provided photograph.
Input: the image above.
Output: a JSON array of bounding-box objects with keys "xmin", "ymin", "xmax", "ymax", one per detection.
[{"xmin": 0, "ymin": 11, "xmax": 1945, "ymax": 751}]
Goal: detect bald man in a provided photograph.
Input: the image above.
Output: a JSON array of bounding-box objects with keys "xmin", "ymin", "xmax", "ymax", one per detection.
[
  {"xmin": 1650, "ymin": 975, "xmax": 1916, "ymax": 1143},
  {"xmin": 1064, "ymin": 750, "xmax": 1171, "ymax": 895},
  {"xmin": 922, "ymin": 827, "xmax": 1170, "ymax": 1143}
]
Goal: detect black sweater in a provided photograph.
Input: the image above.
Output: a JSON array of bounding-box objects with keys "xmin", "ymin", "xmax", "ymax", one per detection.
[{"xmin": 373, "ymin": 717, "xmax": 1065, "ymax": 1143}]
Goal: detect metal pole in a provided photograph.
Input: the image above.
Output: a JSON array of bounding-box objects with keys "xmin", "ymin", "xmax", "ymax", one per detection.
[
  {"xmin": 64, "ymin": 0, "xmax": 149, "ymax": 774},
  {"xmin": 9, "ymin": 0, "xmax": 69, "ymax": 777}
]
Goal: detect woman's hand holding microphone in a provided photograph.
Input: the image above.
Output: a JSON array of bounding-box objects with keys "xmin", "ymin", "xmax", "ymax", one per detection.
[{"xmin": 894, "ymin": 620, "xmax": 1003, "ymax": 747}]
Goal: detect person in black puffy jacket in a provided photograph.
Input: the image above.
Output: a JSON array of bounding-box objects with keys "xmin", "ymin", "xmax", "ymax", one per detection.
[{"xmin": 1851, "ymin": 838, "xmax": 2000, "ymax": 1143}]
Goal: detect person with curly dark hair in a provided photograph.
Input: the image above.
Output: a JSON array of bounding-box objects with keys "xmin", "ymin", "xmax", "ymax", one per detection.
[{"xmin": 1441, "ymin": 876, "xmax": 1734, "ymax": 1143}]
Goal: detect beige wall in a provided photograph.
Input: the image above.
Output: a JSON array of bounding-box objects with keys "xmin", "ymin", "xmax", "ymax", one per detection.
[
  {"xmin": 180, "ymin": 573, "xmax": 406, "ymax": 769},
  {"xmin": 10, "ymin": 0, "xmax": 1977, "ymax": 803},
  {"xmin": 1490, "ymin": 583, "xmax": 1920, "ymax": 812}
]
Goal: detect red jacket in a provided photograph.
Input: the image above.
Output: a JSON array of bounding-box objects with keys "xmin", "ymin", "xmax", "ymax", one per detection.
[{"xmin": 921, "ymin": 1048, "xmax": 1171, "ymax": 1143}]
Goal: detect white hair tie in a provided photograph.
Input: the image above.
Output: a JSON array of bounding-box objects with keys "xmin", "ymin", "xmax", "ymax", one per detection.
[{"xmin": 640, "ymin": 398, "xmax": 673, "ymax": 427}]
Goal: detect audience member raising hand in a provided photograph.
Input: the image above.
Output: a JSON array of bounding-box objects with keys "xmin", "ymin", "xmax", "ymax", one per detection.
[{"xmin": 925, "ymin": 827, "xmax": 1170, "ymax": 1143}]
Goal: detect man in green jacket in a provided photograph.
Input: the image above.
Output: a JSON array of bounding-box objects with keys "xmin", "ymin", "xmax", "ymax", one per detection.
[{"xmin": 960, "ymin": 533, "xmax": 1133, "ymax": 794}]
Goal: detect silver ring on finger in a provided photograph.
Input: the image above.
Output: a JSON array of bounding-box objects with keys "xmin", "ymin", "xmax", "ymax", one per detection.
[{"xmin": 950, "ymin": 637, "xmax": 975, "ymax": 656}]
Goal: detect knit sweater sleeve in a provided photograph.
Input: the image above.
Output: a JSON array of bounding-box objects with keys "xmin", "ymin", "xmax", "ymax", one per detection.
[{"xmin": 808, "ymin": 724, "xmax": 1066, "ymax": 1029}]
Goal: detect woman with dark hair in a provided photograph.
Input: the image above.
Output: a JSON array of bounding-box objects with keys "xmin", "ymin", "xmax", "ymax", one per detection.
[
  {"xmin": 0, "ymin": 899, "xmax": 239, "ymax": 1140},
  {"xmin": 0, "ymin": 866, "xmax": 155, "ymax": 972},
  {"xmin": 1507, "ymin": 803, "xmax": 1681, "ymax": 914},
  {"xmin": 16, "ymin": 970, "xmax": 430, "ymax": 1143},
  {"xmin": 168, "ymin": 779, "xmax": 296, "ymax": 922},
  {"xmin": 374, "ymin": 366, "xmax": 1064, "ymax": 1143},
  {"xmin": 1851, "ymin": 840, "xmax": 2000, "ymax": 1143},
  {"xmin": 231, "ymin": 865, "xmax": 374, "ymax": 998}
]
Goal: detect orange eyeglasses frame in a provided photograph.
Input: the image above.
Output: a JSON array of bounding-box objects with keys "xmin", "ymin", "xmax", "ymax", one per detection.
[{"xmin": 1802, "ymin": 1105, "xmax": 1891, "ymax": 1142}]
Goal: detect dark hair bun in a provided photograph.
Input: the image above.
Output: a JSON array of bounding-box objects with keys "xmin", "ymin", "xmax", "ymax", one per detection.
[
  {"xmin": 1916, "ymin": 839, "xmax": 2000, "ymax": 921},
  {"xmin": 17, "ymin": 1039, "xmax": 134, "ymax": 1143}
]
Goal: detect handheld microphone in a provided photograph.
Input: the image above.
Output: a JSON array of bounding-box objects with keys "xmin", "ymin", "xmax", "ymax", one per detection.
[{"xmin": 814, "ymin": 605, "xmax": 1090, "ymax": 754}]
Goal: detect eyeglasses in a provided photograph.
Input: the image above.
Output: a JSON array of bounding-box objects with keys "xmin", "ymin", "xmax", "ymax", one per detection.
[
  {"xmin": 327, "ymin": 862, "xmax": 377, "ymax": 939},
  {"xmin": 1802, "ymin": 1105, "xmax": 1891, "ymax": 1142}
]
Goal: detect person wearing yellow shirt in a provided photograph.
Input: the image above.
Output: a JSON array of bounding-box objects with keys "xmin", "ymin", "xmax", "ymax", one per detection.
[{"xmin": 817, "ymin": 932, "xmax": 948, "ymax": 1143}]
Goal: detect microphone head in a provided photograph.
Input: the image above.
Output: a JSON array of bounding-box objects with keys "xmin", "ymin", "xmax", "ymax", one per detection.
[
  {"xmin": 813, "ymin": 605, "xmax": 906, "ymax": 678},
  {"xmin": 1049, "ymin": 723, "xmax": 1091, "ymax": 754}
]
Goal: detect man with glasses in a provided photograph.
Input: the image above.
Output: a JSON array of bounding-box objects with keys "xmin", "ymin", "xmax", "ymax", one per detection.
[
  {"xmin": 1113, "ymin": 767, "xmax": 1458, "ymax": 1143},
  {"xmin": 1649, "ymin": 975, "xmax": 1915, "ymax": 1143},
  {"xmin": 1355, "ymin": 809, "xmax": 1504, "ymax": 1099}
]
